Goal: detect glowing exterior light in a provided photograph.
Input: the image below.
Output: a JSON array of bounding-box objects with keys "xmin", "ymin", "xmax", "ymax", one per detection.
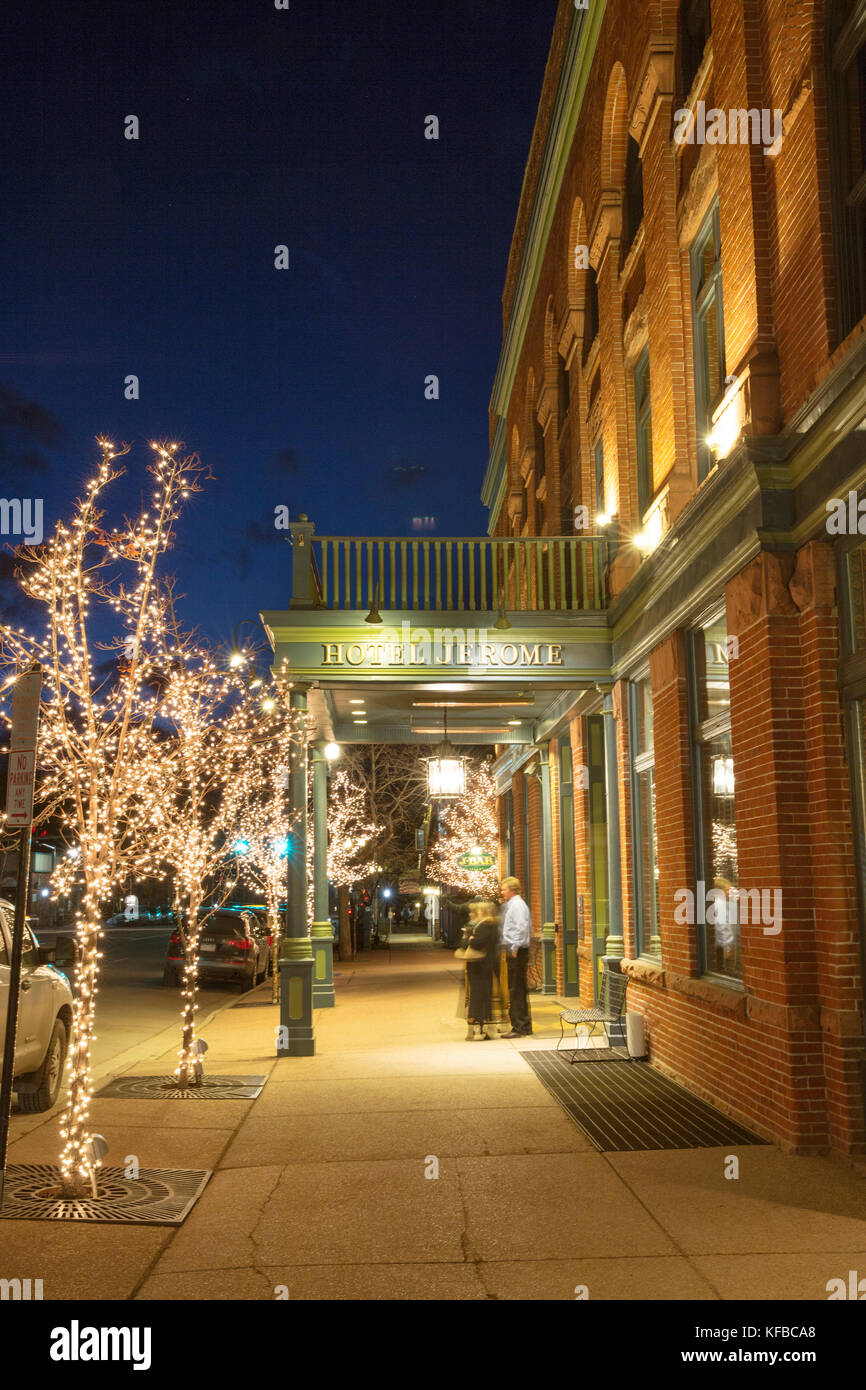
[
  {"xmin": 324, "ymin": 742, "xmax": 341, "ymax": 760},
  {"xmin": 425, "ymin": 707, "xmax": 465, "ymax": 799},
  {"xmin": 233, "ymin": 839, "xmax": 250, "ymax": 854},
  {"xmin": 713, "ymin": 756, "xmax": 735, "ymax": 797},
  {"xmin": 426, "ymin": 755, "xmax": 466, "ymax": 798},
  {"xmin": 229, "ymin": 651, "xmax": 246, "ymax": 670},
  {"xmin": 595, "ymin": 512, "xmax": 612, "ymax": 528}
]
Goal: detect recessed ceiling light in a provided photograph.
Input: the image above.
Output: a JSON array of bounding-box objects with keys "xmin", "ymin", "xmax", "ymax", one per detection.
[
  {"xmin": 508, "ymin": 720, "xmax": 522, "ymax": 726},
  {"xmin": 353, "ymin": 719, "xmax": 368, "ymax": 725},
  {"xmin": 349, "ymin": 699, "xmax": 365, "ymax": 705}
]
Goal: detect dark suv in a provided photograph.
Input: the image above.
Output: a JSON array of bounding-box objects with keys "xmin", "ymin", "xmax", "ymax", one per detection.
[{"xmin": 163, "ymin": 909, "xmax": 271, "ymax": 991}]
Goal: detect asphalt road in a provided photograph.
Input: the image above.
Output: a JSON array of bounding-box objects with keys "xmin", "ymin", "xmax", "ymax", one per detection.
[{"xmin": 38, "ymin": 924, "xmax": 240, "ymax": 1074}]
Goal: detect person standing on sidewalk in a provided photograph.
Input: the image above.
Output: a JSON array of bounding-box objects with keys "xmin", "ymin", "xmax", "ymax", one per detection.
[
  {"xmin": 455, "ymin": 901, "xmax": 499, "ymax": 1040},
  {"xmin": 500, "ymin": 877, "xmax": 532, "ymax": 1038}
]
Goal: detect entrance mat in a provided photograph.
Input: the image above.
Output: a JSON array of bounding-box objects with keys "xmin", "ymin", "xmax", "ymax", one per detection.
[
  {"xmin": 520, "ymin": 1051, "xmax": 768, "ymax": 1152},
  {"xmin": 518, "ymin": 1043, "xmax": 631, "ymax": 1062},
  {"xmin": 0, "ymin": 1165, "xmax": 210, "ymax": 1224},
  {"xmin": 94, "ymin": 1075, "xmax": 266, "ymax": 1100}
]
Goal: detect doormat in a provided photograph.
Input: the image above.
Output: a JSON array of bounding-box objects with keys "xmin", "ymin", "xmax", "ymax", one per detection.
[
  {"xmin": 94, "ymin": 1075, "xmax": 266, "ymax": 1100},
  {"xmin": 0, "ymin": 1165, "xmax": 210, "ymax": 1224},
  {"xmin": 517, "ymin": 1043, "xmax": 631, "ymax": 1062},
  {"xmin": 520, "ymin": 1051, "xmax": 768, "ymax": 1152}
]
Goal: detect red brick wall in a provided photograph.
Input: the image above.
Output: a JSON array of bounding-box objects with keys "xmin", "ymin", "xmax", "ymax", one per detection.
[{"xmin": 498, "ymin": 0, "xmax": 855, "ymax": 547}]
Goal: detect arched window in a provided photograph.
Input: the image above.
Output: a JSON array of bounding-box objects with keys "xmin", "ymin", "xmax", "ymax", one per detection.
[
  {"xmin": 624, "ymin": 135, "xmax": 644, "ymax": 252},
  {"xmin": 681, "ymin": 0, "xmax": 711, "ymax": 102},
  {"xmin": 828, "ymin": 0, "xmax": 866, "ymax": 341}
]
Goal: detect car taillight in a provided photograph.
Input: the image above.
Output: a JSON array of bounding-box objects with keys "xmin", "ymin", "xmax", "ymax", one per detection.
[
  {"xmin": 169, "ymin": 932, "xmax": 180, "ymax": 946},
  {"xmin": 227, "ymin": 938, "xmax": 252, "ymax": 950}
]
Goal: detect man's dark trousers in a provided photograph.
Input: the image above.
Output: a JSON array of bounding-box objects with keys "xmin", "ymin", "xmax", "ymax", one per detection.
[{"xmin": 507, "ymin": 947, "xmax": 532, "ymax": 1035}]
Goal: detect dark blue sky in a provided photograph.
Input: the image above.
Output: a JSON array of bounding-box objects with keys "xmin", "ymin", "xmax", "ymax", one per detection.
[{"xmin": 1, "ymin": 0, "xmax": 554, "ymax": 642}]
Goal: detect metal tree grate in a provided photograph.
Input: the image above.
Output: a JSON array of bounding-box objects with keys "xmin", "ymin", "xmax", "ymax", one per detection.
[
  {"xmin": 0, "ymin": 1165, "xmax": 210, "ymax": 1224},
  {"xmin": 94, "ymin": 1074, "xmax": 266, "ymax": 1100}
]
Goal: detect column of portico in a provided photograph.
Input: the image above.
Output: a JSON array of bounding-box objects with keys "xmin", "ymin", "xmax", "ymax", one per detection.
[
  {"xmin": 310, "ymin": 741, "xmax": 335, "ymax": 1009},
  {"xmin": 278, "ymin": 685, "xmax": 315, "ymax": 1056}
]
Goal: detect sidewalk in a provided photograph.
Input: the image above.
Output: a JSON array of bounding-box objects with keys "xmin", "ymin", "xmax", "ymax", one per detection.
[{"xmin": 4, "ymin": 942, "xmax": 866, "ymax": 1301}]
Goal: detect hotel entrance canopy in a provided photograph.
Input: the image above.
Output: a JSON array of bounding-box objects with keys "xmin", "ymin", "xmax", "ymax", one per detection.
[{"xmin": 261, "ymin": 517, "xmax": 614, "ymax": 750}]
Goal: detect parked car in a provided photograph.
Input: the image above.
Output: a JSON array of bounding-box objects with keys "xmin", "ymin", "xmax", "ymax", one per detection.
[
  {"xmin": 163, "ymin": 908, "xmax": 271, "ymax": 991},
  {"xmin": 0, "ymin": 898, "xmax": 73, "ymax": 1113}
]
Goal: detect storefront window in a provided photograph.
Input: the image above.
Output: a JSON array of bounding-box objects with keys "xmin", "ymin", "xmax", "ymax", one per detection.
[
  {"xmin": 690, "ymin": 615, "xmax": 741, "ymax": 982},
  {"xmin": 631, "ymin": 677, "xmax": 660, "ymax": 958}
]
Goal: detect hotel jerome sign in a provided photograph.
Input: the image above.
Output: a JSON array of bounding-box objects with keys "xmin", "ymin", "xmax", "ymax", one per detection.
[
  {"xmin": 262, "ymin": 615, "xmax": 613, "ymax": 685},
  {"xmin": 321, "ymin": 638, "xmax": 564, "ymax": 670}
]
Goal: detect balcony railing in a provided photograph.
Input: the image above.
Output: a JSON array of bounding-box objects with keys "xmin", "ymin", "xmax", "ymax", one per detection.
[{"xmin": 289, "ymin": 521, "xmax": 608, "ymax": 613}]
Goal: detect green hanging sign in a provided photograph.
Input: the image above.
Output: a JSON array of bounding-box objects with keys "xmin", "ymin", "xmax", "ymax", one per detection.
[{"xmin": 456, "ymin": 850, "xmax": 496, "ymax": 872}]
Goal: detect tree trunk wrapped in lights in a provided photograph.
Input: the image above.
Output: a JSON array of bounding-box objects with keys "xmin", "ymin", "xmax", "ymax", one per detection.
[
  {"xmin": 326, "ymin": 769, "xmax": 381, "ymax": 960},
  {"xmin": 304, "ymin": 765, "xmax": 381, "ymax": 957},
  {"xmin": 219, "ymin": 688, "xmax": 308, "ymax": 1003},
  {"xmin": 0, "ymin": 439, "xmax": 206, "ymax": 1197},
  {"xmin": 428, "ymin": 760, "xmax": 500, "ymax": 898},
  {"xmin": 146, "ymin": 632, "xmax": 306, "ymax": 1087}
]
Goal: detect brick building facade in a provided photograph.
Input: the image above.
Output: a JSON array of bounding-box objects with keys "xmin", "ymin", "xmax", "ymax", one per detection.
[{"xmin": 486, "ymin": 0, "xmax": 866, "ymax": 1154}]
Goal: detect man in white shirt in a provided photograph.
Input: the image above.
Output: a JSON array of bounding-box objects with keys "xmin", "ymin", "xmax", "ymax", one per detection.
[{"xmin": 500, "ymin": 876, "xmax": 533, "ymax": 1037}]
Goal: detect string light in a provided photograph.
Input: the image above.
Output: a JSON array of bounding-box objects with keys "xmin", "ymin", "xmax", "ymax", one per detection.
[{"xmin": 0, "ymin": 438, "xmax": 206, "ymax": 1196}]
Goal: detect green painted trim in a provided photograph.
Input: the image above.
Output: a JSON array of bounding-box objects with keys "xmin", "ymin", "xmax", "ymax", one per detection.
[
  {"xmin": 281, "ymin": 938, "xmax": 313, "ymax": 961},
  {"xmin": 310, "ymin": 922, "xmax": 333, "ymax": 937}
]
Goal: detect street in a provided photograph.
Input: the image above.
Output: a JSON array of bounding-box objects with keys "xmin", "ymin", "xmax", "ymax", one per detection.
[{"xmin": 33, "ymin": 924, "xmax": 240, "ymax": 1080}]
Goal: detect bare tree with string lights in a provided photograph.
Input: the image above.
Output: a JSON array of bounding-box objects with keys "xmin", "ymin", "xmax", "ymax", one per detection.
[
  {"xmin": 324, "ymin": 767, "xmax": 381, "ymax": 958},
  {"xmin": 219, "ymin": 671, "xmax": 308, "ymax": 1003},
  {"xmin": 0, "ymin": 438, "xmax": 205, "ymax": 1197},
  {"xmin": 143, "ymin": 625, "xmax": 306, "ymax": 1088},
  {"xmin": 428, "ymin": 759, "xmax": 500, "ymax": 897}
]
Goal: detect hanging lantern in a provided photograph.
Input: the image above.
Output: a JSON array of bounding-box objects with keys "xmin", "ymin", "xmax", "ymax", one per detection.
[{"xmin": 425, "ymin": 708, "xmax": 465, "ymax": 799}]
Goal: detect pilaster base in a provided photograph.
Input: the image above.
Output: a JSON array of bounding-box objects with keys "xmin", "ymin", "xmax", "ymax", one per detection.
[
  {"xmin": 541, "ymin": 924, "xmax": 557, "ymax": 996},
  {"xmin": 277, "ymin": 951, "xmax": 315, "ymax": 1057},
  {"xmin": 311, "ymin": 922, "xmax": 336, "ymax": 1008}
]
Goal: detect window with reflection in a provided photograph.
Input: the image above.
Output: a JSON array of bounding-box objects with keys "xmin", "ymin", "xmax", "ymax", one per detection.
[
  {"xmin": 630, "ymin": 676, "xmax": 661, "ymax": 958},
  {"xmin": 691, "ymin": 203, "xmax": 725, "ymax": 482},
  {"xmin": 690, "ymin": 615, "xmax": 741, "ymax": 981},
  {"xmin": 634, "ymin": 347, "xmax": 653, "ymax": 517},
  {"xmin": 828, "ymin": 0, "xmax": 866, "ymax": 341}
]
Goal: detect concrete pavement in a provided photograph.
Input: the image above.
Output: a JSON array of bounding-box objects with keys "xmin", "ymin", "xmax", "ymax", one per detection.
[{"xmin": 2, "ymin": 942, "xmax": 866, "ymax": 1301}]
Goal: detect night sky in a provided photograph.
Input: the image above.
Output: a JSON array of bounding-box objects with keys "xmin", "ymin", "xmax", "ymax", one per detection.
[{"xmin": 1, "ymin": 0, "xmax": 554, "ymax": 643}]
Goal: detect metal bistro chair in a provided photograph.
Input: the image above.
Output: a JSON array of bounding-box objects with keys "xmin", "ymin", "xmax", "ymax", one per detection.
[{"xmin": 558, "ymin": 965, "xmax": 629, "ymax": 1062}]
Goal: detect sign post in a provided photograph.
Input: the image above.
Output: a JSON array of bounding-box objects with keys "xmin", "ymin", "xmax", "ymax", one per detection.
[{"xmin": 0, "ymin": 665, "xmax": 42, "ymax": 1208}]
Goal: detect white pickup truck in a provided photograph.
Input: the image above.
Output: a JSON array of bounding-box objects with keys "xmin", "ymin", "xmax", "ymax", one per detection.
[{"xmin": 0, "ymin": 897, "xmax": 73, "ymax": 1112}]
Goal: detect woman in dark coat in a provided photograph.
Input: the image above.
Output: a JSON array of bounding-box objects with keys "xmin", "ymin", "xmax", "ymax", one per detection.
[{"xmin": 457, "ymin": 901, "xmax": 500, "ymax": 1040}]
